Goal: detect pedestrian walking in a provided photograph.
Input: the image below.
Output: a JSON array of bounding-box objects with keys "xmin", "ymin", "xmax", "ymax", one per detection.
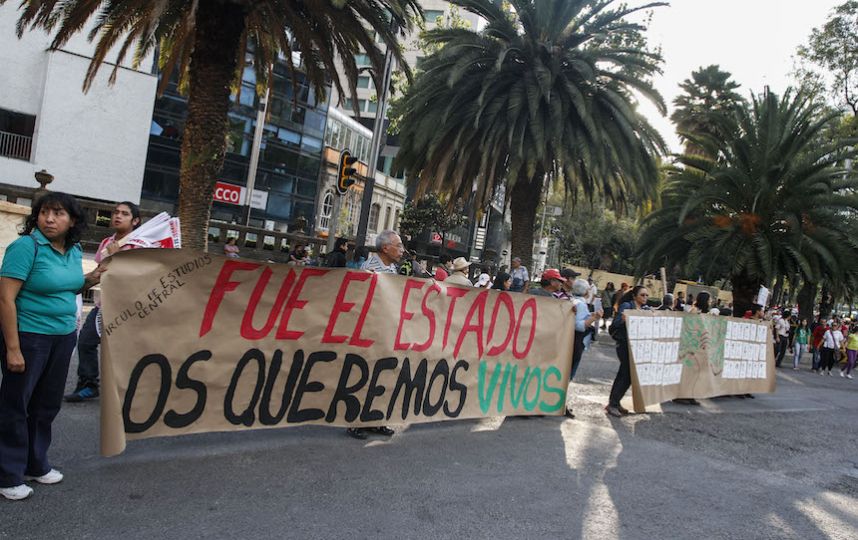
[
  {"xmin": 606, "ymin": 285, "xmax": 651, "ymax": 417},
  {"xmin": 792, "ymin": 319, "xmax": 809, "ymax": 370},
  {"xmin": 820, "ymin": 321, "xmax": 844, "ymax": 376},
  {"xmin": 842, "ymin": 325, "xmax": 858, "ymax": 379},
  {"xmin": 0, "ymin": 193, "xmax": 104, "ymax": 501},
  {"xmin": 773, "ymin": 312, "xmax": 790, "ymax": 367},
  {"xmin": 601, "ymin": 282, "xmax": 616, "ymax": 329},
  {"xmin": 564, "ymin": 279, "xmax": 602, "ymax": 418},
  {"xmin": 65, "ymin": 201, "xmax": 144, "ymax": 402},
  {"xmin": 811, "ymin": 315, "xmax": 826, "ymax": 373}
]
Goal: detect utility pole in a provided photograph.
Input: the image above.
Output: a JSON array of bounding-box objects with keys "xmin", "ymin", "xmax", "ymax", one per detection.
[
  {"xmin": 244, "ymin": 85, "xmax": 271, "ymax": 226},
  {"xmin": 354, "ymin": 37, "xmax": 396, "ymax": 249}
]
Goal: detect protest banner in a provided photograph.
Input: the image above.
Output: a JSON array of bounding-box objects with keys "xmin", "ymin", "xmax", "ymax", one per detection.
[
  {"xmin": 99, "ymin": 249, "xmax": 575, "ymax": 456},
  {"xmin": 625, "ymin": 311, "xmax": 776, "ymax": 412},
  {"xmin": 101, "ymin": 212, "xmax": 181, "ymax": 258}
]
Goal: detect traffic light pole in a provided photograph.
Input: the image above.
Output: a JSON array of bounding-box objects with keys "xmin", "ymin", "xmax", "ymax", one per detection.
[{"xmin": 354, "ymin": 41, "xmax": 395, "ymax": 250}]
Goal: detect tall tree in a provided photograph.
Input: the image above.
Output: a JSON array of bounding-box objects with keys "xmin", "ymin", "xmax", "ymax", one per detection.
[
  {"xmin": 393, "ymin": 0, "xmax": 666, "ymax": 269},
  {"xmin": 795, "ymin": 1, "xmax": 858, "ymax": 116},
  {"xmin": 637, "ymin": 89, "xmax": 858, "ymax": 316},
  {"xmin": 670, "ymin": 65, "xmax": 745, "ymax": 156},
  {"xmin": 3, "ymin": 0, "xmax": 421, "ymax": 249}
]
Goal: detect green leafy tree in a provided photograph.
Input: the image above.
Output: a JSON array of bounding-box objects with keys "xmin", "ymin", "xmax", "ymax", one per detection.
[
  {"xmin": 637, "ymin": 89, "xmax": 858, "ymax": 316},
  {"xmin": 670, "ymin": 65, "xmax": 745, "ymax": 156},
  {"xmin": 554, "ymin": 203, "xmax": 638, "ymax": 274},
  {"xmin": 795, "ymin": 1, "xmax": 858, "ymax": 115},
  {"xmin": 393, "ymin": 0, "xmax": 666, "ymax": 269},
  {"xmin": 399, "ymin": 193, "xmax": 467, "ymax": 252},
  {"xmin": 2, "ymin": 0, "xmax": 421, "ymax": 249}
]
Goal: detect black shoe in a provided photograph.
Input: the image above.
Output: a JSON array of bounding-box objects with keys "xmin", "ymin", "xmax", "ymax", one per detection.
[
  {"xmin": 744, "ymin": 394, "xmax": 754, "ymax": 399},
  {"xmin": 64, "ymin": 386, "xmax": 99, "ymax": 402},
  {"xmin": 564, "ymin": 407, "xmax": 575, "ymax": 419},
  {"xmin": 617, "ymin": 405, "xmax": 630, "ymax": 415},
  {"xmin": 370, "ymin": 426, "xmax": 394, "ymax": 437},
  {"xmin": 346, "ymin": 428, "xmax": 368, "ymax": 440}
]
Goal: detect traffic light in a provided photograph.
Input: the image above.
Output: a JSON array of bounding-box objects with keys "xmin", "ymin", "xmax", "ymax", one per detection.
[{"xmin": 337, "ymin": 149, "xmax": 358, "ymax": 195}]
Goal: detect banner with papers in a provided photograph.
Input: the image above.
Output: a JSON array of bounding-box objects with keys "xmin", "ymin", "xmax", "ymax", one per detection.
[{"xmin": 625, "ymin": 311, "xmax": 775, "ymax": 412}]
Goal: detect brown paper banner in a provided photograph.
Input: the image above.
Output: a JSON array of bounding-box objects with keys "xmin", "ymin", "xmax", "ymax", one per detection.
[
  {"xmin": 99, "ymin": 250, "xmax": 576, "ymax": 456},
  {"xmin": 626, "ymin": 310, "xmax": 776, "ymax": 412}
]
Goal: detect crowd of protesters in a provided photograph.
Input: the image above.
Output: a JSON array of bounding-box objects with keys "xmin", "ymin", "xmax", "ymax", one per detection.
[{"xmin": 4, "ymin": 203, "xmax": 854, "ymax": 501}]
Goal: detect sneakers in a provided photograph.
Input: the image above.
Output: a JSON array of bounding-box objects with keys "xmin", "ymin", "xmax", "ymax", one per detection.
[
  {"xmin": 0, "ymin": 484, "xmax": 33, "ymax": 501},
  {"xmin": 848, "ymin": 374, "xmax": 854, "ymax": 380},
  {"xmin": 64, "ymin": 386, "xmax": 99, "ymax": 402},
  {"xmin": 24, "ymin": 469, "xmax": 63, "ymax": 485},
  {"xmin": 828, "ymin": 370, "xmax": 833, "ymax": 376}
]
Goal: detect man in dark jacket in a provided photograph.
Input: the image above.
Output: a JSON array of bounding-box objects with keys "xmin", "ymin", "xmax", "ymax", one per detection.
[{"xmin": 326, "ymin": 237, "xmax": 349, "ymax": 267}]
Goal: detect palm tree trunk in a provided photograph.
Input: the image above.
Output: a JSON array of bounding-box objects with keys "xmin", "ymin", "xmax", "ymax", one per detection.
[
  {"xmin": 819, "ymin": 284, "xmax": 834, "ymax": 318},
  {"xmin": 797, "ymin": 282, "xmax": 817, "ymax": 323},
  {"xmin": 730, "ymin": 271, "xmax": 761, "ymax": 318},
  {"xmin": 509, "ymin": 173, "xmax": 542, "ymax": 270},
  {"xmin": 178, "ymin": 2, "xmax": 247, "ymax": 251}
]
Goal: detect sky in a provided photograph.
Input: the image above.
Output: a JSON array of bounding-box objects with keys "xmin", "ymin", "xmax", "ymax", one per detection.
[{"xmin": 637, "ymin": 0, "xmax": 844, "ymax": 153}]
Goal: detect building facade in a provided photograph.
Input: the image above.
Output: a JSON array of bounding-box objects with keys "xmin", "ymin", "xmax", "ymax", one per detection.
[
  {"xmin": 142, "ymin": 59, "xmax": 330, "ymax": 237},
  {"xmin": 318, "ymin": 106, "xmax": 406, "ymax": 246},
  {"xmin": 0, "ymin": 4, "xmax": 156, "ymax": 204}
]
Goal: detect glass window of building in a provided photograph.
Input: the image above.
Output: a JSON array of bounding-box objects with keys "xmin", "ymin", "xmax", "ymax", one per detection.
[
  {"xmin": 354, "ymin": 53, "xmax": 370, "ymax": 66},
  {"xmin": 357, "ymin": 76, "xmax": 372, "ymax": 89},
  {"xmin": 384, "ymin": 206, "xmax": 392, "ymax": 230},
  {"xmin": 0, "ymin": 108, "xmax": 36, "ymax": 161},
  {"xmin": 394, "ymin": 209, "xmax": 400, "ymax": 229},
  {"xmin": 368, "ymin": 203, "xmax": 380, "ymax": 233},
  {"xmin": 320, "ymin": 190, "xmax": 334, "ymax": 230},
  {"xmin": 424, "ymin": 10, "xmax": 445, "ymax": 22}
]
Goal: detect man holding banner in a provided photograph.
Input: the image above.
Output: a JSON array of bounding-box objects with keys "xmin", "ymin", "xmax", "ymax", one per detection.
[{"xmin": 347, "ymin": 229, "xmax": 404, "ymax": 440}]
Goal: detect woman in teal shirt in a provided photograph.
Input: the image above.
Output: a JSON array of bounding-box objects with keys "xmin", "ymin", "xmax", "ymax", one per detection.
[{"xmin": 0, "ymin": 192, "xmax": 103, "ymax": 501}]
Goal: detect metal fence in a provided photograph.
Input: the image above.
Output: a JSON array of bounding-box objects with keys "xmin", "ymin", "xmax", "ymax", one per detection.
[{"xmin": 0, "ymin": 130, "xmax": 32, "ymax": 161}]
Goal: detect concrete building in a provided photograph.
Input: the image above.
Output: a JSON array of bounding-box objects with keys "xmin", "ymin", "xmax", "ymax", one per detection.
[{"xmin": 0, "ymin": 4, "xmax": 156, "ymax": 204}]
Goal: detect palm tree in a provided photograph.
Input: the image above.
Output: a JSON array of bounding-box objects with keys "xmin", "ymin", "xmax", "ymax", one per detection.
[
  {"xmin": 638, "ymin": 89, "xmax": 858, "ymax": 316},
  {"xmin": 393, "ymin": 0, "xmax": 666, "ymax": 269},
  {"xmin": 3, "ymin": 0, "xmax": 421, "ymax": 249},
  {"xmin": 670, "ymin": 65, "xmax": 745, "ymax": 157}
]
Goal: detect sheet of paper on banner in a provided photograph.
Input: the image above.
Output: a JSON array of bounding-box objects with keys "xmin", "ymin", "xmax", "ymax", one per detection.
[
  {"xmin": 98, "ymin": 250, "xmax": 576, "ymax": 456},
  {"xmin": 625, "ymin": 311, "xmax": 776, "ymax": 412}
]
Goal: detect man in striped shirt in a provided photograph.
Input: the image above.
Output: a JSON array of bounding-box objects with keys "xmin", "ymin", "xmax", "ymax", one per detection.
[
  {"xmin": 348, "ymin": 229, "xmax": 404, "ymax": 440},
  {"xmin": 360, "ymin": 230, "xmax": 403, "ymax": 273}
]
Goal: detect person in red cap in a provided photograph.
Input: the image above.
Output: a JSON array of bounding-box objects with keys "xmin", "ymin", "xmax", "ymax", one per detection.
[{"xmin": 529, "ymin": 269, "xmax": 566, "ymax": 297}]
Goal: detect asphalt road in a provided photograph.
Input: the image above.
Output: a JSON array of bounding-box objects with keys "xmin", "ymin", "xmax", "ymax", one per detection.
[{"xmin": 2, "ymin": 335, "xmax": 857, "ymax": 539}]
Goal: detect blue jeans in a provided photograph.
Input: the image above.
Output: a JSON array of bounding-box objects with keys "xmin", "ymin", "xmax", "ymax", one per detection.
[
  {"xmin": 0, "ymin": 331, "xmax": 76, "ymax": 487},
  {"xmin": 75, "ymin": 308, "xmax": 100, "ymax": 389}
]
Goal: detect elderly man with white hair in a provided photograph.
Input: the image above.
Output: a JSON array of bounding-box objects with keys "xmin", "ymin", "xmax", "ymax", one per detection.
[
  {"xmin": 347, "ymin": 230, "xmax": 403, "ymax": 441},
  {"xmin": 361, "ymin": 230, "xmax": 404, "ymax": 273}
]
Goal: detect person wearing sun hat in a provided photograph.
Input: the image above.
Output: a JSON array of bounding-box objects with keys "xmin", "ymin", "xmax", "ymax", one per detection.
[
  {"xmin": 528, "ymin": 268, "xmax": 566, "ymax": 297},
  {"xmin": 444, "ymin": 257, "xmax": 474, "ymax": 287}
]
